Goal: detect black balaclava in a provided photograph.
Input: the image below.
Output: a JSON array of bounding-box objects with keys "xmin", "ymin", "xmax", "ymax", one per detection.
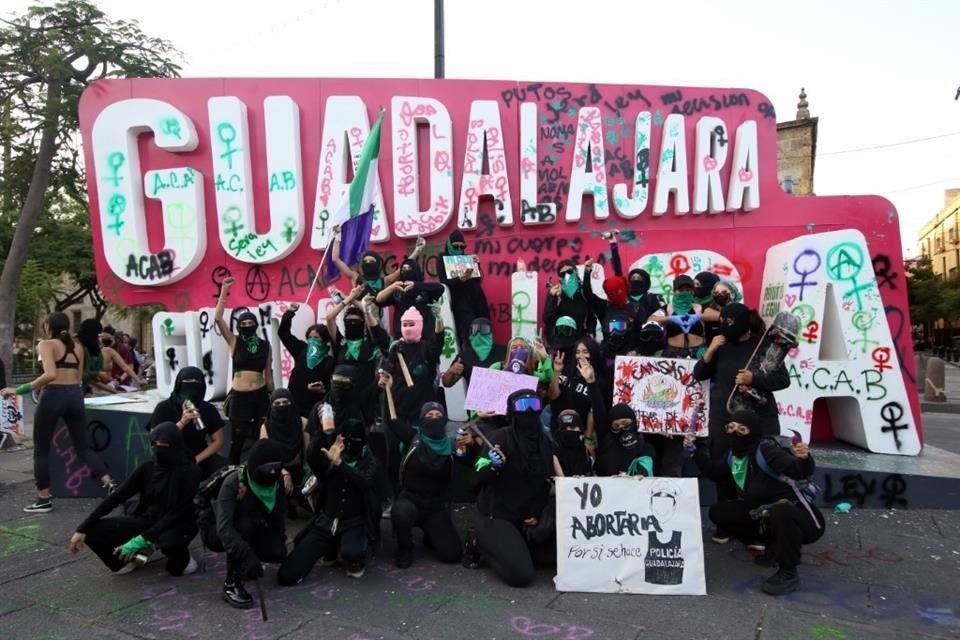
[
  {"xmin": 398, "ymin": 258, "xmax": 424, "ymax": 283},
  {"xmin": 327, "ymin": 365, "xmax": 356, "ymax": 414},
  {"xmin": 446, "ymin": 229, "xmax": 466, "ymax": 256},
  {"xmin": 508, "ymin": 389, "xmax": 542, "ymax": 436},
  {"xmin": 360, "ymin": 251, "xmax": 384, "ymax": 282},
  {"xmin": 637, "ymin": 321, "xmax": 665, "ymax": 357},
  {"xmin": 267, "ymin": 388, "xmax": 302, "ymax": 460},
  {"xmin": 341, "ymin": 417, "xmax": 366, "ymax": 461},
  {"xmin": 507, "ymin": 389, "xmax": 548, "ymax": 477},
  {"xmin": 727, "ymin": 409, "xmax": 764, "ymax": 457},
  {"xmin": 628, "ymin": 269, "xmax": 651, "ymax": 298},
  {"xmin": 418, "ymin": 401, "xmax": 448, "ymax": 439},
  {"xmin": 556, "ymin": 410, "xmax": 585, "ymax": 450},
  {"xmin": 150, "ymin": 422, "xmax": 191, "ymax": 507},
  {"xmin": 172, "ymin": 366, "xmax": 206, "ymax": 404},
  {"xmin": 343, "ymin": 308, "xmax": 365, "ymax": 341},
  {"xmin": 237, "ymin": 311, "xmax": 259, "ymax": 338},
  {"xmin": 693, "ymin": 271, "xmax": 720, "ymax": 303},
  {"xmin": 719, "ymin": 303, "xmax": 751, "ymax": 341},
  {"xmin": 78, "ymin": 319, "xmax": 103, "ymax": 357},
  {"xmin": 609, "ymin": 403, "xmax": 643, "ymax": 450},
  {"xmin": 246, "ymin": 440, "xmax": 286, "ymax": 486}
]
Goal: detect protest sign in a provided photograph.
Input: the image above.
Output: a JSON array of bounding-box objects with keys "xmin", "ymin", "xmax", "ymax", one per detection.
[
  {"xmin": 612, "ymin": 355, "xmax": 709, "ymax": 437},
  {"xmin": 443, "ymin": 255, "xmax": 482, "ymax": 280},
  {"xmin": 1, "ymin": 394, "xmax": 23, "ymax": 448},
  {"xmin": 555, "ymin": 476, "xmax": 706, "ymax": 595},
  {"xmin": 463, "ymin": 366, "xmax": 539, "ymax": 415}
]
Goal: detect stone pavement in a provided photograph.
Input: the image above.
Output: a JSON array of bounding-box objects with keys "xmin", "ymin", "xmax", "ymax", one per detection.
[{"xmin": 1, "ymin": 446, "xmax": 960, "ymax": 640}]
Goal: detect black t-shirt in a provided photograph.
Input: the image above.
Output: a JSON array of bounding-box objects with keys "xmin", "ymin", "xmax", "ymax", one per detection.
[{"xmin": 149, "ymin": 399, "xmax": 225, "ymax": 456}]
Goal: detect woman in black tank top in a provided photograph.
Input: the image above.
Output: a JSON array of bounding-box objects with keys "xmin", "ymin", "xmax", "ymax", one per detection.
[
  {"xmin": 214, "ymin": 277, "xmax": 273, "ymax": 464},
  {"xmin": 3, "ymin": 312, "xmax": 113, "ymax": 513}
]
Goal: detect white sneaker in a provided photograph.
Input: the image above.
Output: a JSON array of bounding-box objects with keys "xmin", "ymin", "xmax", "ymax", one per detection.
[
  {"xmin": 182, "ymin": 554, "xmax": 199, "ymax": 575},
  {"xmin": 113, "ymin": 563, "xmax": 138, "ymax": 575},
  {"xmin": 381, "ymin": 503, "xmax": 392, "ymax": 519},
  {"xmin": 346, "ymin": 562, "xmax": 365, "ymax": 578}
]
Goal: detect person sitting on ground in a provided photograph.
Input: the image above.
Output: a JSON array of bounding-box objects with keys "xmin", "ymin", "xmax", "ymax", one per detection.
[
  {"xmin": 68, "ymin": 422, "xmax": 201, "ymax": 576},
  {"xmin": 693, "ymin": 409, "xmax": 825, "ymax": 596},
  {"xmin": 259, "ymin": 389, "xmax": 309, "ymax": 518},
  {"xmin": 594, "ymin": 403, "xmax": 656, "ymax": 477}
]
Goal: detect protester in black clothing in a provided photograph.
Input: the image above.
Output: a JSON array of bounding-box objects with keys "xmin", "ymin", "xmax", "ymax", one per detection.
[
  {"xmin": 330, "ymin": 225, "xmax": 424, "ymax": 298},
  {"xmin": 260, "ymin": 389, "xmax": 308, "ymax": 515},
  {"xmin": 464, "ymin": 389, "xmax": 555, "ymax": 587},
  {"xmin": 279, "ymin": 303, "xmax": 335, "ymax": 417},
  {"xmin": 376, "ymin": 258, "xmax": 445, "ymax": 338},
  {"xmin": 383, "ymin": 307, "xmax": 444, "ymax": 424},
  {"xmin": 441, "ymin": 318, "xmax": 505, "ymax": 388},
  {"xmin": 601, "ymin": 231, "xmax": 663, "ymax": 324},
  {"xmin": 701, "ymin": 279, "xmax": 741, "ymax": 344},
  {"xmin": 439, "ymin": 229, "xmax": 490, "ymax": 348},
  {"xmin": 693, "ymin": 271, "xmax": 720, "ymax": 308},
  {"xmin": 386, "ymin": 401, "xmax": 461, "ymax": 568},
  {"xmin": 595, "ymin": 403, "xmax": 655, "ymax": 477},
  {"xmin": 68, "ymin": 423, "xmax": 200, "ymax": 575},
  {"xmin": 326, "ymin": 288, "xmax": 391, "ymax": 424},
  {"xmin": 694, "ymin": 302, "xmax": 791, "ymax": 536},
  {"xmin": 552, "ymin": 409, "xmax": 592, "ymax": 477},
  {"xmin": 148, "ymin": 366, "xmax": 227, "ymax": 479},
  {"xmin": 583, "ymin": 259, "xmax": 636, "ymax": 372},
  {"xmin": 278, "ymin": 420, "xmax": 377, "ymax": 584},
  {"xmin": 636, "ymin": 320, "xmax": 666, "ymax": 356},
  {"xmin": 201, "ymin": 440, "xmax": 289, "ymax": 609},
  {"xmin": 543, "ymin": 259, "xmax": 591, "ymax": 344},
  {"xmin": 694, "ymin": 410, "xmax": 825, "ymax": 595},
  {"xmin": 547, "ymin": 338, "xmax": 605, "ymax": 455}
]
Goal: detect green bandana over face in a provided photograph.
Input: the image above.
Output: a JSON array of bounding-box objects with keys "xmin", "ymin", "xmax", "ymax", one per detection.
[
  {"xmin": 245, "ymin": 470, "xmax": 277, "ymax": 512},
  {"xmin": 469, "ymin": 332, "xmax": 493, "ymax": 361},
  {"xmin": 243, "ymin": 335, "xmax": 261, "ymax": 354},
  {"xmin": 306, "ymin": 337, "xmax": 328, "ymax": 370},
  {"xmin": 345, "ymin": 339, "xmax": 363, "ymax": 361},
  {"xmin": 446, "ymin": 240, "xmax": 464, "ymax": 256},
  {"xmin": 561, "ymin": 272, "xmax": 580, "ymax": 298},
  {"xmin": 673, "ymin": 291, "xmax": 694, "ymax": 315},
  {"xmin": 417, "ymin": 428, "xmax": 453, "ymax": 455}
]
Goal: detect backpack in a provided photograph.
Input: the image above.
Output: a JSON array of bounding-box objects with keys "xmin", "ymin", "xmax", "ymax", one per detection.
[
  {"xmin": 752, "ymin": 437, "xmax": 822, "ymax": 530},
  {"xmin": 194, "ymin": 464, "xmax": 243, "ymax": 534}
]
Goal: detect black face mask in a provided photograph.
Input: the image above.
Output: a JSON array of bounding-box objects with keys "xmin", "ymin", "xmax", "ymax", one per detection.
[
  {"xmin": 154, "ymin": 445, "xmax": 177, "ymax": 468},
  {"xmin": 420, "ymin": 416, "xmax": 447, "ymax": 439},
  {"xmin": 720, "ymin": 314, "xmax": 751, "ymax": 340},
  {"xmin": 694, "ymin": 284, "xmax": 711, "ymax": 300},
  {"xmin": 180, "ymin": 381, "xmax": 204, "ymax": 403},
  {"xmin": 615, "ymin": 423, "xmax": 641, "ymax": 449},
  {"xmin": 270, "ymin": 404, "xmax": 295, "ymax": 424},
  {"xmin": 327, "ymin": 384, "xmax": 350, "ymax": 411},
  {"xmin": 344, "ymin": 318, "xmax": 364, "ymax": 340},
  {"xmin": 252, "ymin": 467, "xmax": 280, "ymax": 486},
  {"xmin": 727, "ymin": 432, "xmax": 757, "ymax": 457},
  {"xmin": 713, "ymin": 293, "xmax": 731, "ymax": 308},
  {"xmin": 559, "ymin": 429, "xmax": 584, "ymax": 449},
  {"xmin": 513, "ymin": 412, "xmax": 540, "ymax": 433},
  {"xmin": 239, "ymin": 324, "xmax": 257, "ymax": 338},
  {"xmin": 344, "ymin": 436, "xmax": 365, "ymax": 460},
  {"xmin": 361, "ymin": 261, "xmax": 381, "ymax": 279},
  {"xmin": 629, "ymin": 278, "xmax": 649, "ymax": 296}
]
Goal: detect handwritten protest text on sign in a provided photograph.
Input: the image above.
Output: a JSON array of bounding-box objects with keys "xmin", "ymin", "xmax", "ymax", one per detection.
[
  {"xmin": 613, "ymin": 356, "xmax": 709, "ymax": 437},
  {"xmin": 463, "ymin": 366, "xmax": 539, "ymax": 415}
]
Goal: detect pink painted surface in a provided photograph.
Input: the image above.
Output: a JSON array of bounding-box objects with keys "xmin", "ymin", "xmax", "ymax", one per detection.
[{"xmin": 79, "ymin": 78, "xmax": 919, "ymax": 443}]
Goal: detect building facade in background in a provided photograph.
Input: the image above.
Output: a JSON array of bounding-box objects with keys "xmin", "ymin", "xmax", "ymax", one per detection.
[
  {"xmin": 776, "ymin": 89, "xmax": 817, "ymax": 196},
  {"xmin": 918, "ymin": 190, "xmax": 960, "ymax": 279}
]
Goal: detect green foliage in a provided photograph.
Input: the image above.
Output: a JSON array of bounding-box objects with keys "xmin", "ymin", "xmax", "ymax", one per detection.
[
  {"xmin": 906, "ymin": 259, "xmax": 960, "ymax": 331},
  {"xmin": 16, "ymin": 259, "xmax": 56, "ymax": 327}
]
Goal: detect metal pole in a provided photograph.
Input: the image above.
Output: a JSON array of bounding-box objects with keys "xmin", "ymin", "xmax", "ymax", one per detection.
[{"xmin": 434, "ymin": 0, "xmax": 445, "ymax": 79}]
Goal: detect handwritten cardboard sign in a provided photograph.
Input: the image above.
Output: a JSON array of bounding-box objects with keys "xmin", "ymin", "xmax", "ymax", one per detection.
[
  {"xmin": 0, "ymin": 395, "xmax": 23, "ymax": 448},
  {"xmin": 442, "ymin": 255, "xmax": 482, "ymax": 280},
  {"xmin": 612, "ymin": 355, "xmax": 709, "ymax": 437},
  {"xmin": 463, "ymin": 366, "xmax": 539, "ymax": 415},
  {"xmin": 555, "ymin": 477, "xmax": 706, "ymax": 595}
]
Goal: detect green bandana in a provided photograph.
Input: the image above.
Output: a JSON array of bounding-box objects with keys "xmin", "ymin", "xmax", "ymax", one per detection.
[
  {"xmin": 417, "ymin": 428, "xmax": 453, "ymax": 455},
  {"xmin": 306, "ymin": 337, "xmax": 328, "ymax": 370},
  {"xmin": 446, "ymin": 240, "xmax": 464, "ymax": 256},
  {"xmin": 731, "ymin": 455, "xmax": 748, "ymax": 491},
  {"xmin": 469, "ymin": 333, "xmax": 493, "ymax": 361},
  {"xmin": 245, "ymin": 470, "xmax": 277, "ymax": 512},
  {"xmin": 629, "ymin": 293, "xmax": 644, "ymax": 303},
  {"xmin": 345, "ymin": 338, "xmax": 363, "ymax": 361},
  {"xmin": 243, "ymin": 335, "xmax": 261, "ymax": 355},
  {"xmin": 694, "ymin": 293, "xmax": 713, "ymax": 307},
  {"xmin": 367, "ymin": 277, "xmax": 384, "ymax": 293},
  {"xmin": 673, "ymin": 291, "xmax": 694, "ymax": 315},
  {"xmin": 561, "ymin": 272, "xmax": 580, "ymax": 298}
]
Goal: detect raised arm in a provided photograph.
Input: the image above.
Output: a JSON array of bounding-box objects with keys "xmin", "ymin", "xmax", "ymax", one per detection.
[
  {"xmin": 330, "ymin": 225, "xmax": 359, "ymax": 284},
  {"xmin": 214, "ymin": 277, "xmax": 237, "ymax": 350},
  {"xmin": 279, "ymin": 304, "xmax": 305, "ymax": 358}
]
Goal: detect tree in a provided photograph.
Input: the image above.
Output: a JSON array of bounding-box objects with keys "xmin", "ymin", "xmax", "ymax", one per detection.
[{"xmin": 0, "ymin": 0, "xmax": 181, "ymax": 378}]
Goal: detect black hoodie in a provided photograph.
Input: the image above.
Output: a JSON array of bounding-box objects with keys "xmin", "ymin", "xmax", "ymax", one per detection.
[
  {"xmin": 381, "ymin": 258, "xmax": 445, "ymax": 338},
  {"xmin": 278, "ymin": 310, "xmax": 335, "ymax": 416},
  {"xmin": 148, "ymin": 366, "xmax": 224, "ymax": 457},
  {"xmin": 439, "ymin": 230, "xmax": 491, "ymax": 340}
]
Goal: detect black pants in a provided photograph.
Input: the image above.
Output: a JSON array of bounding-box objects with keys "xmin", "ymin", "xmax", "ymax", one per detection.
[
  {"xmin": 648, "ymin": 434, "xmax": 684, "ymax": 477},
  {"xmin": 84, "ymin": 516, "xmax": 196, "ymax": 575},
  {"xmin": 229, "ymin": 421, "xmax": 256, "ymax": 465},
  {"xmin": 476, "ymin": 517, "xmax": 555, "ymax": 587},
  {"xmin": 708, "ymin": 436, "xmax": 738, "ymax": 502},
  {"xmin": 33, "ymin": 384, "xmax": 108, "ymax": 491},
  {"xmin": 198, "ymin": 454, "xmax": 228, "ymax": 480},
  {"xmin": 203, "ymin": 514, "xmax": 287, "ymax": 571},
  {"xmin": 709, "ymin": 499, "xmax": 826, "ymax": 569},
  {"xmin": 391, "ymin": 496, "xmax": 461, "ymax": 563},
  {"xmin": 228, "ymin": 387, "xmax": 269, "ymax": 464},
  {"xmin": 277, "ymin": 516, "xmax": 367, "ymax": 585}
]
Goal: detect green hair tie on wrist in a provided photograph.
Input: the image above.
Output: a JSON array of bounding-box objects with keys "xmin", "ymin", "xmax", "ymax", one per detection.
[{"xmin": 16, "ymin": 383, "xmax": 32, "ymax": 396}]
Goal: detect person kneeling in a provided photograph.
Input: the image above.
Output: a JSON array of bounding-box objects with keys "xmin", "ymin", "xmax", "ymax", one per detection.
[
  {"xmin": 278, "ymin": 420, "xmax": 376, "ymax": 585},
  {"xmin": 200, "ymin": 440, "xmax": 289, "ymax": 609},
  {"xmin": 68, "ymin": 423, "xmax": 201, "ymax": 576},
  {"xmin": 694, "ymin": 410, "xmax": 825, "ymax": 595}
]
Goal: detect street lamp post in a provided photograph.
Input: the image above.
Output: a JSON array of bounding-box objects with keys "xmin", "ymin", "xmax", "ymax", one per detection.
[{"xmin": 434, "ymin": 0, "xmax": 444, "ymax": 79}]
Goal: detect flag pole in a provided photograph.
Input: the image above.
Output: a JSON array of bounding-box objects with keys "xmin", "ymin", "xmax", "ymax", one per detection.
[{"xmin": 303, "ymin": 238, "xmax": 333, "ymax": 307}]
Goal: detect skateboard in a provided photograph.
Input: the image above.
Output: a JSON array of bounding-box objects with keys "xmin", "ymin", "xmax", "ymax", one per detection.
[{"xmin": 726, "ymin": 311, "xmax": 800, "ymax": 414}]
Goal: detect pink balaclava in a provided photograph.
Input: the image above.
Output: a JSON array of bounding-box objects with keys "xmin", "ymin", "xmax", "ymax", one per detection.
[{"xmin": 400, "ymin": 307, "xmax": 423, "ymax": 343}]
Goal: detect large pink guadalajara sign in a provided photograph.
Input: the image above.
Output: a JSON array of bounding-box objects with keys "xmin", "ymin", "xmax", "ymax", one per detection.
[{"xmin": 79, "ymin": 78, "xmax": 921, "ymax": 453}]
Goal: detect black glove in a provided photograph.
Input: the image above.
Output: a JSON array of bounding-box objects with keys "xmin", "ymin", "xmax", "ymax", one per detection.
[{"xmin": 241, "ymin": 555, "xmax": 264, "ymax": 580}]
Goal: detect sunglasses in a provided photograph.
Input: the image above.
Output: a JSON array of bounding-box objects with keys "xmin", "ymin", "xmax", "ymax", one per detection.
[
  {"xmin": 512, "ymin": 395, "xmax": 542, "ymax": 413},
  {"xmin": 608, "ymin": 319, "xmax": 627, "ymax": 332},
  {"xmin": 471, "ymin": 323, "xmax": 492, "ymax": 335},
  {"xmin": 559, "ymin": 270, "xmax": 574, "ymax": 278},
  {"xmin": 725, "ymin": 422, "xmax": 751, "ymax": 436},
  {"xmin": 256, "ymin": 462, "xmax": 284, "ymax": 475}
]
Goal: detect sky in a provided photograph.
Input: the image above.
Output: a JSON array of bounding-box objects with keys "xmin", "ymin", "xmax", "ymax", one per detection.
[{"xmin": 7, "ymin": 0, "xmax": 958, "ymax": 256}]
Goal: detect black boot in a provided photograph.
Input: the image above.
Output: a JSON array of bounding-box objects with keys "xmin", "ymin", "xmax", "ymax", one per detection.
[
  {"xmin": 461, "ymin": 529, "xmax": 481, "ymax": 569},
  {"xmin": 222, "ymin": 565, "xmax": 254, "ymax": 609},
  {"xmin": 395, "ymin": 546, "xmax": 414, "ymax": 569},
  {"xmin": 761, "ymin": 566, "xmax": 800, "ymax": 595}
]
